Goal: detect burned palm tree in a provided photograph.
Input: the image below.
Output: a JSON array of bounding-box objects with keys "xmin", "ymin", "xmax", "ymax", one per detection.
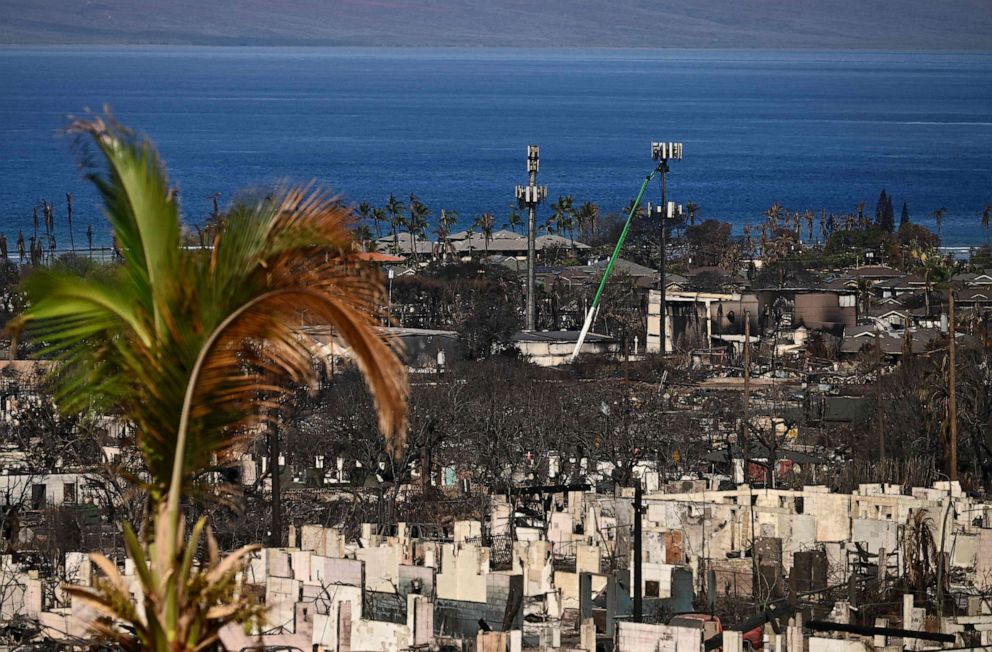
[
  {"xmin": 210, "ymin": 192, "xmax": 221, "ymax": 222},
  {"xmin": 29, "ymin": 236, "xmax": 42, "ymax": 266},
  {"xmin": 911, "ymin": 246, "xmax": 950, "ymax": 316},
  {"xmin": 65, "ymin": 193, "xmax": 76, "ymax": 252},
  {"xmin": 931, "ymin": 207, "xmax": 946, "ymax": 240},
  {"xmin": 43, "ymin": 199, "xmax": 55, "ymax": 255},
  {"xmin": 764, "ymin": 203, "xmax": 783, "ymax": 229},
  {"xmin": 855, "ymin": 278, "xmax": 874, "ymax": 317},
  {"xmin": 685, "ymin": 201, "xmax": 698, "ymax": 226},
  {"xmin": 903, "ymin": 509, "xmax": 940, "ymax": 602}
]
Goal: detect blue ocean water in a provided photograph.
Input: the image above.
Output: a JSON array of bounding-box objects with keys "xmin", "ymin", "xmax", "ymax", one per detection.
[{"xmin": 1, "ymin": 47, "xmax": 990, "ymax": 246}]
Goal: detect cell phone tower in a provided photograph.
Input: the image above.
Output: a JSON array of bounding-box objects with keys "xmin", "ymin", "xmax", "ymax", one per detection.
[
  {"xmin": 516, "ymin": 145, "xmax": 548, "ymax": 331},
  {"xmin": 651, "ymin": 141, "xmax": 683, "ymax": 354},
  {"xmin": 648, "ymin": 199, "xmax": 684, "ymax": 355}
]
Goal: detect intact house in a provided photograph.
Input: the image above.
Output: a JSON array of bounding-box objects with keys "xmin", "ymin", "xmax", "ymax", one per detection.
[{"xmin": 376, "ymin": 230, "xmax": 592, "ymax": 264}]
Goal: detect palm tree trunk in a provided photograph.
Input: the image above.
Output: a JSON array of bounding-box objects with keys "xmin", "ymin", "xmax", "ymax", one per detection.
[
  {"xmin": 165, "ymin": 292, "xmax": 281, "ymax": 567},
  {"xmin": 948, "ymin": 288, "xmax": 957, "ymax": 481}
]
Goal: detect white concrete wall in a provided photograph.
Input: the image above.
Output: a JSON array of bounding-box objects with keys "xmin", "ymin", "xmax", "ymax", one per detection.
[
  {"xmin": 0, "ymin": 473, "xmax": 93, "ymax": 507},
  {"xmin": 436, "ymin": 542, "xmax": 489, "ymax": 602},
  {"xmin": 617, "ymin": 622, "xmax": 702, "ymax": 652}
]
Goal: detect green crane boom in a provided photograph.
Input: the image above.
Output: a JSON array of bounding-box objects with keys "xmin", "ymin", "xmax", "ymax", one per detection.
[{"xmin": 570, "ymin": 167, "xmax": 659, "ymax": 361}]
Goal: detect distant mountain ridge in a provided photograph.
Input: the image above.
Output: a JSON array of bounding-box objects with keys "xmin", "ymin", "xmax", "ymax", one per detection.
[{"xmin": 3, "ymin": 0, "xmax": 992, "ymax": 49}]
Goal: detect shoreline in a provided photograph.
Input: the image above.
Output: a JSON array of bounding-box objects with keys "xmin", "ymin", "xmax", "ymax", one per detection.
[{"xmin": 3, "ymin": 45, "xmax": 992, "ymax": 54}]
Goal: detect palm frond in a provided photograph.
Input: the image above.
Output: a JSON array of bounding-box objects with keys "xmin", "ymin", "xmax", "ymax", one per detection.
[
  {"xmin": 66, "ymin": 505, "xmax": 264, "ymax": 651},
  {"xmin": 18, "ymin": 118, "xmax": 409, "ymax": 498},
  {"xmin": 69, "ymin": 113, "xmax": 180, "ymax": 339},
  {"xmin": 14, "ymin": 111, "xmax": 407, "ymax": 651}
]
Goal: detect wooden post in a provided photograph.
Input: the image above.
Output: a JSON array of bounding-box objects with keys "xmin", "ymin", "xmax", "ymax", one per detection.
[
  {"xmin": 743, "ymin": 311, "xmax": 751, "ymax": 478},
  {"xmin": 633, "ymin": 482, "xmax": 643, "ymax": 622},
  {"xmin": 948, "ymin": 288, "xmax": 957, "ymax": 481},
  {"xmin": 658, "ymin": 163, "xmax": 669, "ymax": 354},
  {"xmin": 876, "ymin": 329, "xmax": 885, "ymax": 460},
  {"xmin": 269, "ymin": 426, "xmax": 282, "ymax": 547}
]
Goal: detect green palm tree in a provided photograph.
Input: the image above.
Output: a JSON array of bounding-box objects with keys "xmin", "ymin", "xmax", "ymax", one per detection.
[
  {"xmin": 473, "ymin": 212, "xmax": 496, "ymax": 259},
  {"xmin": 356, "ymin": 201, "xmax": 375, "ymax": 237},
  {"xmin": 407, "ymin": 195, "xmax": 430, "ymax": 261},
  {"xmin": 505, "ymin": 206, "xmax": 523, "ymax": 234},
  {"xmin": 575, "ymin": 201, "xmax": 599, "ymax": 240},
  {"xmin": 550, "ymin": 195, "xmax": 576, "ymax": 244},
  {"xmin": 370, "ymin": 207, "xmax": 386, "ymax": 245},
  {"xmin": 435, "ymin": 209, "xmax": 457, "ymax": 258},
  {"xmin": 911, "ymin": 246, "xmax": 950, "ymax": 316},
  {"xmin": 464, "ymin": 226, "xmax": 476, "ymax": 258},
  {"xmin": 354, "ymin": 224, "xmax": 374, "ymax": 251},
  {"xmin": 10, "ymin": 114, "xmax": 409, "ymax": 651},
  {"xmin": 385, "ymin": 194, "xmax": 406, "ymax": 254},
  {"xmin": 981, "ymin": 205, "xmax": 991, "ymax": 244}
]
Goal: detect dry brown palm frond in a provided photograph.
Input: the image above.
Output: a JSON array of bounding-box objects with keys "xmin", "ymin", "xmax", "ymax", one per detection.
[
  {"xmin": 65, "ymin": 505, "xmax": 265, "ymax": 651},
  {"xmin": 903, "ymin": 508, "xmax": 938, "ymax": 594}
]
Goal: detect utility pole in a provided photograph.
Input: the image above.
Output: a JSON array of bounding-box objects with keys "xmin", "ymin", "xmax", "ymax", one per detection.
[
  {"xmin": 516, "ymin": 146, "xmax": 547, "ymax": 331},
  {"xmin": 742, "ymin": 310, "xmax": 751, "ymax": 482},
  {"xmin": 876, "ymin": 329, "xmax": 885, "ymax": 460},
  {"xmin": 633, "ymin": 481, "xmax": 643, "ymax": 622},
  {"xmin": 651, "ymin": 142, "xmax": 682, "ymax": 353},
  {"xmin": 269, "ymin": 425, "xmax": 282, "ymax": 547},
  {"xmin": 387, "ymin": 268, "xmax": 394, "ymax": 323},
  {"xmin": 948, "ymin": 287, "xmax": 957, "ymax": 481},
  {"xmin": 650, "ymin": 200, "xmax": 684, "ymax": 354}
]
